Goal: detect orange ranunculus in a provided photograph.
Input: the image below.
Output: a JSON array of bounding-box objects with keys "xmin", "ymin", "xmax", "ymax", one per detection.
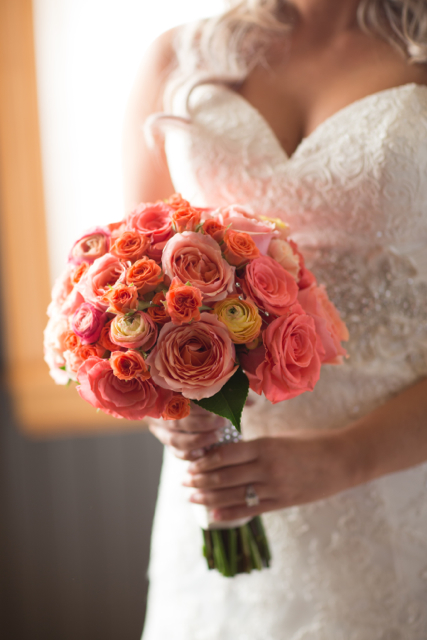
[
  {"xmin": 63, "ymin": 330, "xmax": 81, "ymax": 352},
  {"xmin": 102, "ymin": 283, "xmax": 138, "ymax": 314},
  {"xmin": 147, "ymin": 292, "xmax": 170, "ymax": 325},
  {"xmin": 110, "ymin": 231, "xmax": 149, "ymax": 262},
  {"xmin": 125, "ymin": 257, "xmax": 164, "ymax": 294},
  {"xmin": 171, "ymin": 204, "xmax": 201, "ymax": 233},
  {"xmin": 162, "ymin": 395, "xmax": 191, "ymax": 420},
  {"xmin": 202, "ymin": 218, "xmax": 226, "ymax": 243},
  {"xmin": 97, "ymin": 319, "xmax": 120, "ymax": 353},
  {"xmin": 222, "ymin": 229, "xmax": 260, "ymax": 267},
  {"xmin": 110, "ymin": 350, "xmax": 150, "ymax": 381},
  {"xmin": 166, "ymin": 277, "xmax": 203, "ymax": 325},
  {"xmin": 71, "ymin": 262, "xmax": 90, "ymax": 285}
]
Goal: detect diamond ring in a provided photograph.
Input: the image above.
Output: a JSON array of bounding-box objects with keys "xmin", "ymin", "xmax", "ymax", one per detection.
[{"xmin": 245, "ymin": 484, "xmax": 259, "ymax": 508}]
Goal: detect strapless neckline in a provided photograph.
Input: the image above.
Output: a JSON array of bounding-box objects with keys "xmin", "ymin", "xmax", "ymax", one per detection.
[{"xmin": 225, "ymin": 82, "xmax": 427, "ymax": 162}]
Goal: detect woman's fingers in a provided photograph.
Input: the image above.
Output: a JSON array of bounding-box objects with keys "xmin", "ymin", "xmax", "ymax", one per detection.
[
  {"xmin": 189, "ymin": 482, "xmax": 272, "ymax": 509},
  {"xmin": 187, "ymin": 441, "xmax": 258, "ymax": 474},
  {"xmin": 149, "ymin": 424, "xmax": 220, "ymax": 451},
  {"xmin": 183, "ymin": 460, "xmax": 264, "ymax": 491}
]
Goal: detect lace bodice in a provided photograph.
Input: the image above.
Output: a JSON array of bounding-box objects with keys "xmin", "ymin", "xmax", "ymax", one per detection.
[{"xmin": 142, "ymin": 83, "xmax": 427, "ymax": 640}]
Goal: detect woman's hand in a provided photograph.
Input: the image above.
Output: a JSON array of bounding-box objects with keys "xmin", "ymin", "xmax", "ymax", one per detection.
[
  {"xmin": 183, "ymin": 431, "xmax": 358, "ymax": 521},
  {"xmin": 148, "ymin": 404, "xmax": 226, "ymax": 461}
]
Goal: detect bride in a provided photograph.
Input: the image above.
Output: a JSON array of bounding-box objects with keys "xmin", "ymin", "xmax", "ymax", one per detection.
[{"xmin": 124, "ymin": 1, "xmax": 427, "ymax": 638}]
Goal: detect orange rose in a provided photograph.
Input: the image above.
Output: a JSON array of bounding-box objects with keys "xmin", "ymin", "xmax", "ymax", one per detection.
[
  {"xmin": 110, "ymin": 350, "xmax": 150, "ymax": 381},
  {"xmin": 110, "ymin": 231, "xmax": 149, "ymax": 262},
  {"xmin": 71, "ymin": 262, "xmax": 89, "ymax": 285},
  {"xmin": 78, "ymin": 343, "xmax": 106, "ymax": 360},
  {"xmin": 172, "ymin": 204, "xmax": 201, "ymax": 233},
  {"xmin": 161, "ymin": 395, "xmax": 191, "ymax": 420},
  {"xmin": 202, "ymin": 218, "xmax": 226, "ymax": 243},
  {"xmin": 63, "ymin": 330, "xmax": 81, "ymax": 352},
  {"xmin": 166, "ymin": 277, "xmax": 203, "ymax": 325},
  {"xmin": 125, "ymin": 257, "xmax": 164, "ymax": 294},
  {"xmin": 222, "ymin": 229, "xmax": 260, "ymax": 267},
  {"xmin": 147, "ymin": 292, "xmax": 170, "ymax": 325},
  {"xmin": 167, "ymin": 193, "xmax": 189, "ymax": 209},
  {"xmin": 102, "ymin": 283, "xmax": 138, "ymax": 313},
  {"xmin": 97, "ymin": 319, "xmax": 121, "ymax": 352}
]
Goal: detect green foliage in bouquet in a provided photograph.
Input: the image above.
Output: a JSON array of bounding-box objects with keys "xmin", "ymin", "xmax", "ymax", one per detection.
[{"xmin": 193, "ymin": 367, "xmax": 249, "ymax": 432}]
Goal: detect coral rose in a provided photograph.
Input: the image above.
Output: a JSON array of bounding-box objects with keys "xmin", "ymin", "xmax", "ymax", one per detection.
[
  {"xmin": 222, "ymin": 230, "xmax": 260, "ymax": 267},
  {"xmin": 126, "ymin": 202, "xmax": 174, "ymax": 262},
  {"xmin": 162, "ymin": 232, "xmax": 234, "ymax": 302},
  {"xmin": 245, "ymin": 255, "xmax": 298, "ymax": 316},
  {"xmin": 125, "ymin": 256, "xmax": 163, "ymax": 294},
  {"xmin": 268, "ymin": 238, "xmax": 301, "ymax": 280},
  {"xmin": 110, "ymin": 231, "xmax": 149, "ymax": 262},
  {"xmin": 202, "ymin": 218, "xmax": 226, "ymax": 243},
  {"xmin": 298, "ymin": 284, "xmax": 349, "ymax": 364},
  {"xmin": 110, "ymin": 350, "xmax": 150, "ymax": 381},
  {"xmin": 147, "ymin": 292, "xmax": 170, "ymax": 325},
  {"xmin": 213, "ymin": 295, "xmax": 262, "ymax": 344},
  {"xmin": 241, "ymin": 312, "xmax": 324, "ymax": 403},
  {"xmin": 166, "ymin": 277, "xmax": 202, "ymax": 325},
  {"xmin": 110, "ymin": 311, "xmax": 157, "ymax": 350},
  {"xmin": 77, "ymin": 357, "xmax": 172, "ymax": 420},
  {"xmin": 162, "ymin": 395, "xmax": 191, "ymax": 420},
  {"xmin": 146, "ymin": 313, "xmax": 238, "ymax": 400},
  {"xmin": 68, "ymin": 227, "xmax": 110, "ymax": 265},
  {"xmin": 102, "ymin": 283, "xmax": 138, "ymax": 314},
  {"xmin": 71, "ymin": 303, "xmax": 107, "ymax": 345},
  {"xmin": 217, "ymin": 205, "xmax": 278, "ymax": 254},
  {"xmin": 77, "ymin": 253, "xmax": 126, "ymax": 311}
]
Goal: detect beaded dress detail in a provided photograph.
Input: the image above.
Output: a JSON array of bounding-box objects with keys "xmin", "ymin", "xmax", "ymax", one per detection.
[{"xmin": 142, "ymin": 83, "xmax": 427, "ymax": 640}]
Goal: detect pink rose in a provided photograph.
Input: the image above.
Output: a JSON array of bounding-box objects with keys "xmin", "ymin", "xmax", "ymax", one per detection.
[
  {"xmin": 241, "ymin": 312, "xmax": 323, "ymax": 403},
  {"xmin": 244, "ymin": 255, "xmax": 298, "ymax": 316},
  {"xmin": 77, "ymin": 357, "xmax": 172, "ymax": 420},
  {"xmin": 68, "ymin": 227, "xmax": 111, "ymax": 265},
  {"xmin": 146, "ymin": 312, "xmax": 238, "ymax": 400},
  {"xmin": 71, "ymin": 303, "xmax": 107, "ymax": 345},
  {"xmin": 77, "ymin": 253, "xmax": 126, "ymax": 311},
  {"xmin": 217, "ymin": 205, "xmax": 278, "ymax": 254},
  {"xmin": 298, "ymin": 284, "xmax": 349, "ymax": 364},
  {"xmin": 109, "ymin": 311, "xmax": 158, "ymax": 350},
  {"xmin": 162, "ymin": 232, "xmax": 235, "ymax": 302},
  {"xmin": 126, "ymin": 202, "xmax": 174, "ymax": 262}
]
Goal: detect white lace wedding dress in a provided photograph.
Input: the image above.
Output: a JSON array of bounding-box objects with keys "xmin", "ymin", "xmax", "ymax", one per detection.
[{"xmin": 142, "ymin": 83, "xmax": 427, "ymax": 640}]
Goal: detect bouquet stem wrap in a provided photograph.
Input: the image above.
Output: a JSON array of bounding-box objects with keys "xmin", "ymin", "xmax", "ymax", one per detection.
[{"xmin": 191, "ymin": 421, "xmax": 271, "ymax": 577}]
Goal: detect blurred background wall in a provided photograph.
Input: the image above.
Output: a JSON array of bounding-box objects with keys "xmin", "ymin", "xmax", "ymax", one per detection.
[{"xmin": 0, "ymin": 1, "xmax": 223, "ymax": 638}]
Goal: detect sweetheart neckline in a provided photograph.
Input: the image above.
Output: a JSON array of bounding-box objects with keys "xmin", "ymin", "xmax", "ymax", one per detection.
[{"xmin": 220, "ymin": 82, "xmax": 427, "ymax": 162}]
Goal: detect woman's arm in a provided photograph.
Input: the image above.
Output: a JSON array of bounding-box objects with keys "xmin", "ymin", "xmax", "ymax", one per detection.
[
  {"xmin": 183, "ymin": 376, "xmax": 427, "ymax": 521},
  {"xmin": 122, "ymin": 29, "xmax": 177, "ymax": 210}
]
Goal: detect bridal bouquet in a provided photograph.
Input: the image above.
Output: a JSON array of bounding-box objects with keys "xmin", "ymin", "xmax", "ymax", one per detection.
[{"xmin": 44, "ymin": 194, "xmax": 349, "ymax": 576}]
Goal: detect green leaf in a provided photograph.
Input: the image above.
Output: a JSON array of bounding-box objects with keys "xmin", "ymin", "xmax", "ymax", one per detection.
[{"xmin": 193, "ymin": 367, "xmax": 249, "ymax": 432}]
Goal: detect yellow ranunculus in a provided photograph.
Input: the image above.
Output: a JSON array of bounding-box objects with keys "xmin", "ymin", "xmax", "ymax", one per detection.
[{"xmin": 213, "ymin": 295, "xmax": 262, "ymax": 344}]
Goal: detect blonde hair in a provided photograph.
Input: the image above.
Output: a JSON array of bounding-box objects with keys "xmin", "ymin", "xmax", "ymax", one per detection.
[{"xmin": 161, "ymin": 0, "xmax": 427, "ymax": 112}]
